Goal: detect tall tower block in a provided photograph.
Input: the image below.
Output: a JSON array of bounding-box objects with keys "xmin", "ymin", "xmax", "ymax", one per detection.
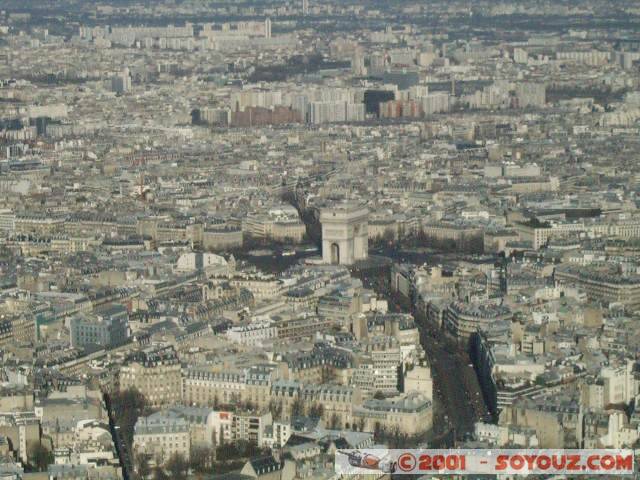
[
  {"xmin": 264, "ymin": 18, "xmax": 272, "ymax": 39},
  {"xmin": 320, "ymin": 203, "xmax": 369, "ymax": 265}
]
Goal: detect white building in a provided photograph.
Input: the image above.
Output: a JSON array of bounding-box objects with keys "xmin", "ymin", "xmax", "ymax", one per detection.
[
  {"xmin": 226, "ymin": 320, "xmax": 278, "ymax": 347},
  {"xmin": 175, "ymin": 252, "xmax": 229, "ymax": 274}
]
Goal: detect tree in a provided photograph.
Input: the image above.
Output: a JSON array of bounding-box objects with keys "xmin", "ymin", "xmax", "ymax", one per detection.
[
  {"xmin": 216, "ymin": 442, "xmax": 240, "ymax": 462},
  {"xmin": 210, "ymin": 428, "xmax": 218, "ymax": 461},
  {"xmin": 358, "ymin": 418, "xmax": 366, "ymax": 432},
  {"xmin": 290, "ymin": 397, "xmax": 305, "ymax": 417},
  {"xmin": 329, "ymin": 413, "xmax": 340, "ymax": 429},
  {"xmin": 398, "ymin": 432, "xmax": 410, "ymax": 448},
  {"xmin": 190, "ymin": 446, "xmax": 211, "ymax": 473},
  {"xmin": 382, "ymin": 228, "xmax": 396, "ymax": 244},
  {"xmin": 268, "ymin": 399, "xmax": 283, "ymax": 419},
  {"xmin": 391, "ymin": 426, "xmax": 401, "ymax": 448},
  {"xmin": 135, "ymin": 453, "xmax": 151, "ymax": 480},
  {"xmin": 373, "ymin": 422, "xmax": 384, "ymax": 442},
  {"xmin": 308, "ymin": 403, "xmax": 324, "ymax": 418},
  {"xmin": 237, "ymin": 440, "xmax": 260, "ymax": 458},
  {"xmin": 110, "ymin": 388, "xmax": 150, "ymax": 448},
  {"xmin": 152, "ymin": 466, "xmax": 168, "ymax": 480},
  {"xmin": 218, "ymin": 427, "xmax": 224, "ymax": 447},
  {"xmin": 373, "ymin": 391, "xmax": 385, "ymax": 400},
  {"xmin": 166, "ymin": 452, "xmax": 189, "ymax": 480},
  {"xmin": 28, "ymin": 442, "xmax": 53, "ymax": 472}
]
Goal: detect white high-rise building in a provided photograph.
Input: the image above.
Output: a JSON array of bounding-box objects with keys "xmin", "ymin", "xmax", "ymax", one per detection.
[
  {"xmin": 421, "ymin": 92, "xmax": 450, "ymax": 114},
  {"xmin": 309, "ymin": 101, "xmax": 365, "ymax": 124},
  {"xmin": 265, "ymin": 18, "xmax": 272, "ymax": 39},
  {"xmin": 352, "ymin": 51, "xmax": 366, "ymax": 76}
]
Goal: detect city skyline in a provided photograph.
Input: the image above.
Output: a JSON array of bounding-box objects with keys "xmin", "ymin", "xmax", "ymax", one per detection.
[{"xmin": 0, "ymin": 1, "xmax": 639, "ymax": 479}]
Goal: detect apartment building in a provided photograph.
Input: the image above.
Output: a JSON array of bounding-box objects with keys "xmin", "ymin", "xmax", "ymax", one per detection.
[
  {"xmin": 555, "ymin": 264, "xmax": 640, "ymax": 309},
  {"xmin": 119, "ymin": 345, "xmax": 182, "ymax": 407},
  {"xmin": 182, "ymin": 365, "xmax": 274, "ymax": 410},
  {"xmin": 351, "ymin": 391, "xmax": 433, "ymax": 436},
  {"xmin": 444, "ymin": 301, "xmax": 513, "ymax": 341},
  {"xmin": 70, "ymin": 303, "xmax": 130, "ymax": 350},
  {"xmin": 133, "ymin": 414, "xmax": 190, "ymax": 465}
]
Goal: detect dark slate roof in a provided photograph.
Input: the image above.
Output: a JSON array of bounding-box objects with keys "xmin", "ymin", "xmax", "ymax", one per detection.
[{"xmin": 248, "ymin": 455, "xmax": 282, "ymax": 475}]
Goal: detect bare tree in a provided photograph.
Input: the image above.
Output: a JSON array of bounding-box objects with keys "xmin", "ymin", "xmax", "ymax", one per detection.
[
  {"xmin": 290, "ymin": 397, "xmax": 305, "ymax": 417},
  {"xmin": 152, "ymin": 467, "xmax": 168, "ymax": 480},
  {"xmin": 329, "ymin": 413, "xmax": 340, "ymax": 429},
  {"xmin": 190, "ymin": 446, "xmax": 211, "ymax": 473},
  {"xmin": 135, "ymin": 453, "xmax": 151, "ymax": 480},
  {"xmin": 27, "ymin": 442, "xmax": 53, "ymax": 472},
  {"xmin": 166, "ymin": 452, "xmax": 189, "ymax": 480},
  {"xmin": 308, "ymin": 403, "xmax": 324, "ymax": 418}
]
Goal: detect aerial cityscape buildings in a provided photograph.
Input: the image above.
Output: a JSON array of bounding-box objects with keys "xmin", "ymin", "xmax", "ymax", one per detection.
[{"xmin": 0, "ymin": 0, "xmax": 640, "ymax": 478}]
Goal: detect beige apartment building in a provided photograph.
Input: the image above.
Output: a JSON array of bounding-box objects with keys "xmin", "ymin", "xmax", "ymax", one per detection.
[
  {"xmin": 351, "ymin": 392, "xmax": 433, "ymax": 436},
  {"xmin": 243, "ymin": 216, "xmax": 306, "ymax": 243},
  {"xmin": 119, "ymin": 346, "xmax": 182, "ymax": 408},
  {"xmin": 555, "ymin": 264, "xmax": 640, "ymax": 309},
  {"xmin": 133, "ymin": 415, "xmax": 190, "ymax": 466},
  {"xmin": 182, "ymin": 366, "xmax": 274, "ymax": 411}
]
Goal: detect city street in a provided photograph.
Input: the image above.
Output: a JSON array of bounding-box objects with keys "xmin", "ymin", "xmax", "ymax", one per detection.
[
  {"xmin": 359, "ymin": 264, "xmax": 489, "ymax": 446},
  {"xmin": 417, "ymin": 318, "xmax": 490, "ymax": 444}
]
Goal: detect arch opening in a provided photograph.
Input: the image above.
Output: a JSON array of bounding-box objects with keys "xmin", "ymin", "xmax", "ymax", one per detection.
[{"xmin": 330, "ymin": 243, "xmax": 340, "ymax": 265}]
